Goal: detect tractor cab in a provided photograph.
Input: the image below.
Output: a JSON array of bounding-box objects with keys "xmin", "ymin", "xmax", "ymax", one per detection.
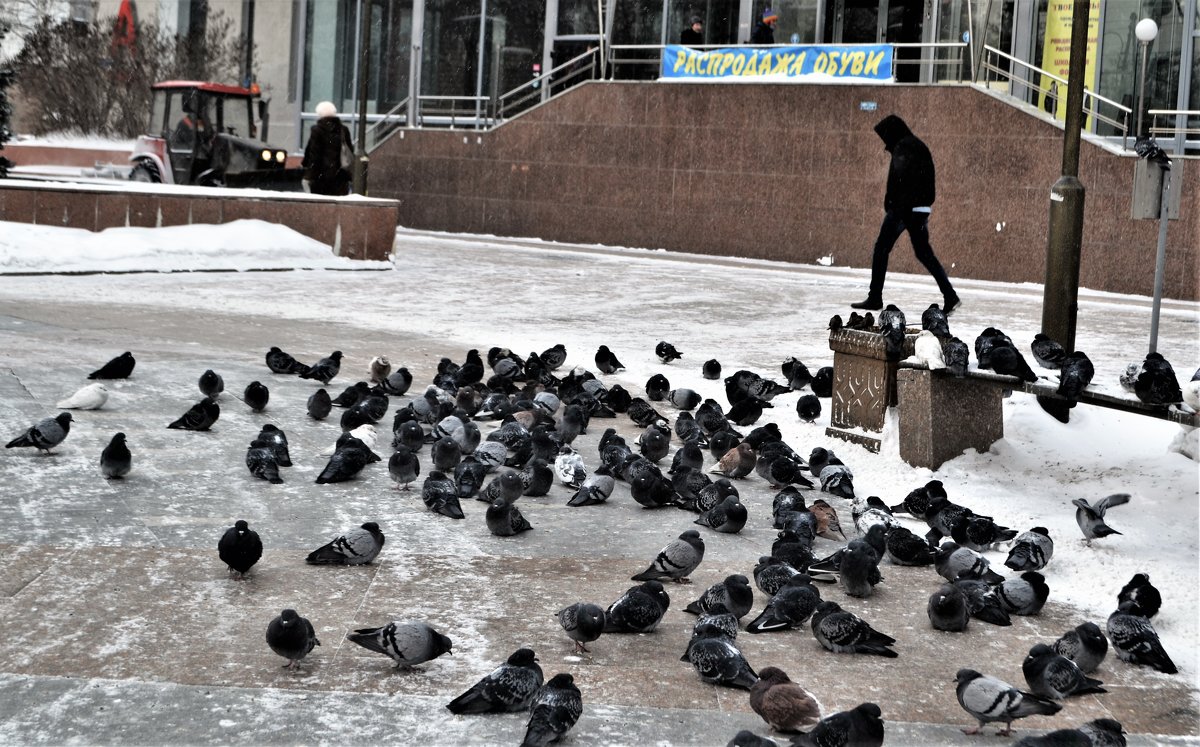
[{"xmin": 131, "ymin": 81, "xmax": 302, "ymax": 190}]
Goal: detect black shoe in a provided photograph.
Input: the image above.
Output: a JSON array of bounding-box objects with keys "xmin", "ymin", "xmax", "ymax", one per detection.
[
  {"xmin": 943, "ymin": 295, "xmax": 962, "ymax": 316},
  {"xmin": 850, "ymin": 297, "xmax": 883, "ymax": 311}
]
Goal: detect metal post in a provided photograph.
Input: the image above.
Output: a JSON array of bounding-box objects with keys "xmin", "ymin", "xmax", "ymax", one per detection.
[
  {"xmin": 353, "ymin": 0, "xmax": 371, "ymax": 195},
  {"xmin": 408, "ymin": 0, "xmax": 424, "ymax": 128},
  {"xmin": 1147, "ymin": 167, "xmax": 1170, "ymax": 354},
  {"xmin": 1135, "ymin": 40, "xmax": 1149, "ymax": 137},
  {"xmin": 475, "ymin": 0, "xmax": 488, "ymax": 126},
  {"xmin": 1039, "ymin": 0, "xmax": 1090, "ymax": 423},
  {"xmin": 596, "ymin": 0, "xmax": 605, "ymax": 79}
]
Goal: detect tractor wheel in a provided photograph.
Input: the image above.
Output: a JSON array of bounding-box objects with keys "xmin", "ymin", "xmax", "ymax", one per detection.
[{"xmin": 129, "ymin": 162, "xmax": 161, "ymax": 183}]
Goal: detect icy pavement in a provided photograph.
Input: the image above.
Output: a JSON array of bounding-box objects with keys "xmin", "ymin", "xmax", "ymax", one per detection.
[{"xmin": 0, "ymin": 228, "xmax": 1196, "ymax": 745}]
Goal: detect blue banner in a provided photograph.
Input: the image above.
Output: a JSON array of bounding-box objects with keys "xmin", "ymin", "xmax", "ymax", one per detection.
[{"xmin": 661, "ymin": 44, "xmax": 893, "ymax": 81}]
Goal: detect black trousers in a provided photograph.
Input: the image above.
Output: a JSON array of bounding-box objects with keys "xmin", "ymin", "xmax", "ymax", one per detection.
[{"xmin": 868, "ymin": 209, "xmax": 955, "ymax": 300}]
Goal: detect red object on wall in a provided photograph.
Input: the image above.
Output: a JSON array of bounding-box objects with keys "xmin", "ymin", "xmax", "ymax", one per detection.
[{"xmin": 111, "ymin": 0, "xmax": 138, "ymax": 54}]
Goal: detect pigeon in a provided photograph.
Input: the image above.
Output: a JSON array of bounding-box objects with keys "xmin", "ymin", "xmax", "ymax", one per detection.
[
  {"xmin": 1072, "ymin": 493, "xmax": 1130, "ymax": 543},
  {"xmin": 752, "ymin": 556, "xmax": 804, "ymax": 597},
  {"xmin": 479, "ymin": 470, "xmax": 524, "ymax": 505},
  {"xmin": 681, "ymin": 622, "xmax": 759, "ymax": 690},
  {"xmin": 243, "ymin": 380, "xmax": 270, "ymax": 411},
  {"xmin": 726, "ymin": 731, "xmax": 779, "ymax": 747},
  {"xmin": 1030, "ymin": 333, "xmax": 1067, "ymax": 369},
  {"xmin": 853, "ymin": 496, "xmax": 901, "ymax": 535},
  {"xmin": 954, "ymin": 577, "xmax": 1012, "ymax": 627},
  {"xmin": 1022, "ymin": 643, "xmax": 1107, "ymax": 699},
  {"xmin": 520, "ymin": 673, "xmax": 582, "ymax": 747},
  {"xmin": 941, "ymin": 336, "xmax": 970, "ymax": 377},
  {"xmin": 382, "ymin": 367, "xmax": 413, "ymax": 396},
  {"xmin": 950, "ymin": 514, "xmax": 1018, "ymax": 553},
  {"xmin": 99, "ymin": 432, "xmax": 132, "ymax": 478},
  {"xmin": 305, "ymin": 522, "xmax": 384, "ymax": 565},
  {"xmin": 890, "ymin": 478, "xmax": 944, "ymax": 517},
  {"xmin": 782, "ymin": 357, "xmax": 813, "ymax": 391},
  {"xmin": 685, "ymin": 574, "xmax": 754, "ymax": 620},
  {"xmin": 936, "ymin": 542, "xmax": 1004, "ymax": 584},
  {"xmin": 306, "ymin": 388, "xmax": 332, "ymax": 419},
  {"xmin": 367, "ymin": 355, "xmax": 391, "ymax": 384},
  {"xmin": 394, "ymin": 418, "xmax": 425, "ymax": 452},
  {"xmin": 347, "ymin": 620, "xmax": 453, "ymax": 669},
  {"xmin": 667, "ymin": 388, "xmax": 702, "ymax": 410},
  {"xmin": 555, "ymin": 602, "xmax": 605, "ymax": 653},
  {"xmin": 1116, "ymin": 573, "xmax": 1161, "ymax": 619},
  {"xmin": 921, "ymin": 303, "xmax": 951, "ymax": 338},
  {"xmin": 218, "ymin": 519, "xmax": 262, "ymax": 579},
  {"xmin": 627, "ymin": 397, "xmax": 667, "ymax": 428},
  {"xmin": 314, "ymin": 436, "xmax": 377, "ymax": 483},
  {"xmin": 604, "ymin": 580, "xmax": 670, "ymax": 633},
  {"xmin": 431, "ymin": 435, "xmax": 463, "ymax": 472},
  {"xmin": 811, "ymin": 367, "xmax": 833, "ymax": 397},
  {"xmin": 911, "ymin": 329, "xmax": 946, "ymax": 370},
  {"xmin": 88, "ymin": 351, "xmax": 136, "ymax": 380},
  {"xmin": 639, "ymin": 424, "xmax": 671, "ymax": 463},
  {"xmin": 1052, "ymin": 622, "xmax": 1108, "ymax": 674},
  {"xmin": 710, "ymin": 442, "xmax": 756, "ymax": 478},
  {"xmin": 727, "ymin": 396, "xmax": 772, "ymax": 426},
  {"xmin": 331, "ymin": 381, "xmax": 371, "ymax": 408},
  {"xmin": 56, "ymin": 382, "xmax": 108, "ymax": 410},
  {"xmin": 246, "ymin": 439, "xmax": 284, "ymax": 484},
  {"xmin": 265, "ymin": 347, "xmax": 306, "ymax": 374},
  {"xmin": 791, "ymin": 703, "xmax": 884, "ymax": 747},
  {"xmin": 553, "ymin": 447, "xmax": 587, "ymax": 488},
  {"xmin": 702, "ymin": 359, "xmax": 722, "ymax": 380},
  {"xmin": 884, "ymin": 525, "xmax": 935, "ymax": 566},
  {"xmin": 974, "ymin": 327, "xmax": 1014, "ymax": 370},
  {"xmin": 1133, "ymin": 353, "xmax": 1182, "ymax": 405},
  {"xmin": 928, "ymin": 584, "xmax": 970, "ymax": 632},
  {"xmin": 6, "ymin": 412, "xmax": 72, "ymax": 452},
  {"xmin": 693, "ymin": 603, "xmax": 741, "ymax": 641},
  {"xmin": 695, "ymin": 494, "xmax": 748, "ymax": 534},
  {"xmin": 167, "ymin": 399, "xmax": 219, "ymax": 431},
  {"xmin": 567, "ymin": 473, "xmax": 615, "ymax": 507},
  {"xmin": 746, "ymin": 574, "xmax": 822, "ymax": 633},
  {"xmin": 838, "ymin": 539, "xmax": 882, "ymax": 598},
  {"xmin": 656, "ymin": 340, "xmax": 683, "ymax": 363},
  {"xmin": 1056, "ymin": 351, "xmax": 1094, "ymax": 405},
  {"xmin": 1011, "ymin": 719, "xmax": 1127, "ymax": 747},
  {"xmin": 486, "ymin": 497, "xmax": 533, "ymax": 536},
  {"xmin": 810, "ymin": 601, "xmax": 897, "ymax": 657},
  {"xmin": 748, "ymin": 666, "xmax": 822, "ymax": 733},
  {"xmin": 266, "ymin": 609, "xmax": 319, "ymax": 670},
  {"xmin": 725, "ymin": 370, "xmax": 791, "ymax": 403},
  {"xmin": 1134, "ymin": 136, "xmax": 1171, "ymax": 170},
  {"xmin": 954, "ymin": 669, "xmax": 1060, "ymax": 736},
  {"xmin": 818, "ymin": 464, "xmax": 854, "ymax": 499},
  {"xmin": 595, "ymin": 345, "xmax": 625, "ymax": 374},
  {"xmin": 1077, "ymin": 719, "xmax": 1129, "ymax": 747},
  {"xmin": 878, "ymin": 304, "xmax": 906, "ymax": 360},
  {"xmin": 299, "ymin": 351, "xmax": 343, "ymax": 384},
  {"xmin": 809, "ymin": 499, "xmax": 847, "ymax": 541},
  {"xmin": 795, "ymin": 394, "xmax": 821, "ymax": 423},
  {"xmin": 250, "ymin": 424, "xmax": 290, "ymax": 467},
  {"xmin": 446, "ymin": 648, "xmax": 543, "ymax": 714},
  {"xmin": 388, "ymin": 446, "xmax": 420, "ymax": 490},
  {"xmin": 631, "ymin": 529, "xmax": 705, "ymax": 583},
  {"xmin": 540, "ymin": 344, "xmax": 567, "ymax": 371},
  {"xmin": 1006, "ymin": 527, "xmax": 1054, "ymax": 572},
  {"xmin": 423, "ymin": 470, "xmax": 465, "ymax": 519},
  {"xmin": 991, "ymin": 345, "xmax": 1039, "ymax": 383},
  {"xmin": 1106, "ymin": 606, "xmax": 1177, "ymax": 674},
  {"xmin": 198, "ymin": 369, "xmax": 224, "ymax": 399}
]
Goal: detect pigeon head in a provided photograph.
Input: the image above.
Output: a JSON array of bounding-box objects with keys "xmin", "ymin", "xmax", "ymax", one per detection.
[
  {"xmin": 56, "ymin": 413, "xmax": 74, "ymax": 427},
  {"xmin": 432, "ymin": 631, "xmax": 454, "ymax": 657},
  {"xmin": 692, "ymin": 622, "xmax": 727, "ymax": 639},
  {"xmin": 361, "ymin": 521, "xmax": 381, "ymax": 534},
  {"xmin": 756, "ymin": 666, "xmax": 791, "ymax": 683},
  {"xmin": 507, "ymin": 648, "xmax": 537, "ymax": 666},
  {"xmin": 234, "ymin": 519, "xmax": 249, "ymax": 532},
  {"xmin": 954, "ymin": 668, "xmax": 982, "ymax": 684},
  {"xmin": 279, "ymin": 609, "xmax": 299, "ymax": 626},
  {"xmin": 1027, "ymin": 643, "xmax": 1054, "ymax": 658},
  {"xmin": 815, "ymin": 600, "xmax": 841, "ymax": 614},
  {"xmin": 112, "ymin": 432, "xmax": 126, "ymax": 443},
  {"xmin": 545, "ymin": 673, "xmax": 575, "ymax": 689},
  {"xmin": 727, "ymin": 574, "xmax": 749, "ymax": 588},
  {"xmin": 856, "ymin": 703, "xmax": 883, "ymax": 720},
  {"xmin": 331, "ymin": 351, "xmax": 343, "ymax": 360}
]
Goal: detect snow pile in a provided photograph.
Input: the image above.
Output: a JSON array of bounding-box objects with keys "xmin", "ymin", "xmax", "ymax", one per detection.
[{"xmin": 0, "ymin": 219, "xmax": 393, "ymax": 273}]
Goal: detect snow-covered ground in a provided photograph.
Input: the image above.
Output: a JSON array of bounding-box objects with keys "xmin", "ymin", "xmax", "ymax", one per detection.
[{"xmin": 0, "ymin": 220, "xmax": 1196, "ymax": 722}]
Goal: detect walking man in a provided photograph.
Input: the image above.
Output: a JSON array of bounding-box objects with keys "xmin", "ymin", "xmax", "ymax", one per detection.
[{"xmin": 852, "ymin": 114, "xmax": 960, "ymax": 314}]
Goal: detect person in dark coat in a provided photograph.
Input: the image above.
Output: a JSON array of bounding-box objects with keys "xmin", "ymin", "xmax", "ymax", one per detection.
[
  {"xmin": 751, "ymin": 8, "xmax": 777, "ymax": 44},
  {"xmin": 681, "ymin": 16, "xmax": 704, "ymax": 46},
  {"xmin": 302, "ymin": 101, "xmax": 354, "ymax": 196},
  {"xmin": 852, "ymin": 114, "xmax": 960, "ymax": 314}
]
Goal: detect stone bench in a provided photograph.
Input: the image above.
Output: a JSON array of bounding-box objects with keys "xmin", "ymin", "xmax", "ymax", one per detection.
[{"xmin": 896, "ymin": 363, "xmax": 1199, "ymax": 470}]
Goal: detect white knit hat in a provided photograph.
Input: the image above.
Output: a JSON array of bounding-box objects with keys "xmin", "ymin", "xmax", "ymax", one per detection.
[{"xmin": 315, "ymin": 101, "xmax": 338, "ymax": 118}]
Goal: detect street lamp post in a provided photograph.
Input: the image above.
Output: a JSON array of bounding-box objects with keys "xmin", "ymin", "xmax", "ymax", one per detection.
[{"xmin": 1134, "ymin": 18, "xmax": 1158, "ymax": 137}]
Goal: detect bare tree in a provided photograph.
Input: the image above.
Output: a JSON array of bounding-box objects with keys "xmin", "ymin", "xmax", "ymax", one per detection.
[{"xmin": 1, "ymin": 23, "xmax": 15, "ymax": 176}]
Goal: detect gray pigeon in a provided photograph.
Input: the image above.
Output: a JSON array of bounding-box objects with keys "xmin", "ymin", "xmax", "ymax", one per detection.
[
  {"xmin": 306, "ymin": 388, "xmax": 332, "ymax": 419},
  {"xmin": 478, "ymin": 470, "xmax": 524, "ymax": 504},
  {"xmin": 695, "ymin": 494, "xmax": 748, "ymax": 534},
  {"xmin": 520, "ymin": 673, "xmax": 582, "ymax": 747},
  {"xmin": 927, "ymin": 584, "xmax": 970, "ymax": 632},
  {"xmin": 486, "ymin": 497, "xmax": 532, "ymax": 536},
  {"xmin": 838, "ymin": 539, "xmax": 881, "ymax": 598},
  {"xmin": 305, "ymin": 522, "xmax": 384, "ymax": 565},
  {"xmin": 668, "ymin": 388, "xmax": 702, "ymax": 410},
  {"xmin": 555, "ymin": 602, "xmax": 605, "ymax": 653},
  {"xmin": 299, "ymin": 350, "xmax": 343, "ymax": 384},
  {"xmin": 631, "ymin": 529, "xmax": 705, "ymax": 583},
  {"xmin": 446, "ymin": 647, "xmax": 543, "ymax": 714},
  {"xmin": 1052, "ymin": 622, "xmax": 1108, "ymax": 674},
  {"xmin": 1106, "ymin": 606, "xmax": 1177, "ymax": 674},
  {"xmin": 791, "ymin": 702, "xmax": 884, "ymax": 747},
  {"xmin": 266, "ymin": 609, "xmax": 320, "ymax": 669},
  {"xmin": 246, "ymin": 439, "xmax": 284, "ymax": 484},
  {"xmin": 811, "ymin": 601, "xmax": 897, "ymax": 657},
  {"xmin": 745, "ymin": 574, "xmax": 821, "ymax": 633},
  {"xmin": 604, "ymin": 580, "xmax": 670, "ymax": 633},
  {"xmin": 954, "ymin": 668, "xmax": 1061, "ymax": 736},
  {"xmin": 1022, "ymin": 643, "xmax": 1106, "ymax": 699},
  {"xmin": 997, "ymin": 571, "xmax": 1050, "ymax": 616},
  {"xmin": 936, "ymin": 542, "xmax": 1004, "ymax": 583},
  {"xmin": 681, "ymin": 622, "xmax": 759, "ymax": 690},
  {"xmin": 726, "ymin": 730, "xmax": 779, "ymax": 747},
  {"xmin": 423, "ymin": 470, "xmax": 465, "ymax": 519},
  {"xmin": 6, "ymin": 412, "xmax": 72, "ymax": 452},
  {"xmin": 1030, "ymin": 333, "xmax": 1067, "ymax": 369},
  {"xmin": 167, "ymin": 398, "xmax": 219, "ymax": 431},
  {"xmin": 255, "ymin": 424, "xmax": 291, "ymax": 467},
  {"xmin": 684, "ymin": 574, "xmax": 754, "ymax": 620},
  {"xmin": 1072, "ymin": 493, "xmax": 1130, "ymax": 544},
  {"xmin": 198, "ymin": 369, "xmax": 224, "ymax": 399},
  {"xmin": 99, "ymin": 432, "xmax": 132, "ymax": 478},
  {"xmin": 347, "ymin": 620, "xmax": 453, "ymax": 669},
  {"xmin": 567, "ymin": 473, "xmax": 615, "ymax": 507},
  {"xmin": 388, "ymin": 446, "xmax": 420, "ymax": 490},
  {"xmin": 1116, "ymin": 573, "xmax": 1161, "ymax": 619},
  {"xmin": 314, "ymin": 436, "xmax": 377, "ymax": 483},
  {"xmin": 1011, "ymin": 718, "xmax": 1127, "ymax": 747},
  {"xmin": 1005, "ymin": 527, "xmax": 1053, "ymax": 572}
]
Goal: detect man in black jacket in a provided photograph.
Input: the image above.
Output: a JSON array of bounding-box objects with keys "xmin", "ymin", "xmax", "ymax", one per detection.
[
  {"xmin": 681, "ymin": 16, "xmax": 703, "ymax": 45},
  {"xmin": 751, "ymin": 9, "xmax": 777, "ymax": 44},
  {"xmin": 852, "ymin": 114, "xmax": 960, "ymax": 314}
]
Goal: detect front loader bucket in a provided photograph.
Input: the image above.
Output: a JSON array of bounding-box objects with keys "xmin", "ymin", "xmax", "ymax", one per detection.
[{"xmin": 225, "ymin": 167, "xmax": 307, "ymax": 192}]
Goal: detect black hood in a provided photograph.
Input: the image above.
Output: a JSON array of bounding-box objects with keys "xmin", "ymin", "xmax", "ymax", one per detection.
[
  {"xmin": 313, "ymin": 116, "xmax": 344, "ymax": 135},
  {"xmin": 874, "ymin": 114, "xmax": 913, "ymax": 152}
]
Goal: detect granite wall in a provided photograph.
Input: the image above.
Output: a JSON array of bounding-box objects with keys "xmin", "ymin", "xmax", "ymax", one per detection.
[{"xmin": 369, "ymin": 82, "xmax": 1198, "ymax": 301}]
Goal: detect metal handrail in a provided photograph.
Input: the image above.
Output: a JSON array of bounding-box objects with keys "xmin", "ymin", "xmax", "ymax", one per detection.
[
  {"xmin": 416, "ymin": 95, "xmax": 494, "ymax": 130},
  {"xmin": 363, "ymin": 96, "xmax": 410, "ymax": 151},
  {"xmin": 978, "ymin": 45, "xmax": 1131, "ymax": 147},
  {"xmin": 496, "ymin": 48, "xmax": 598, "ymax": 121},
  {"xmin": 1147, "ymin": 109, "xmax": 1200, "ymax": 155}
]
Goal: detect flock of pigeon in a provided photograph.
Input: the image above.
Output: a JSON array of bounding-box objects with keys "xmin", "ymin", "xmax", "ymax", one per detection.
[{"xmin": 4, "ymin": 302, "xmax": 1197, "ymax": 746}]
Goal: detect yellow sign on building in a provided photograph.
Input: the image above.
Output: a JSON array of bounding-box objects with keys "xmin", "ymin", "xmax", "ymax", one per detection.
[{"xmin": 1038, "ymin": 0, "xmax": 1101, "ymax": 122}]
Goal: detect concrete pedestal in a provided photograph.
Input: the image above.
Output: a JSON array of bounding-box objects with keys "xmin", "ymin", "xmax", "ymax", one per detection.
[
  {"xmin": 826, "ymin": 329, "xmax": 913, "ymax": 452},
  {"xmin": 896, "ymin": 368, "xmax": 1005, "ymax": 470}
]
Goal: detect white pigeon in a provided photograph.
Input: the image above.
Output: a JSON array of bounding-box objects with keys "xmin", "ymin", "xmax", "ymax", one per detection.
[
  {"xmin": 1181, "ymin": 379, "xmax": 1200, "ymax": 412},
  {"xmin": 320, "ymin": 423, "xmax": 377, "ymax": 456},
  {"xmin": 913, "ymin": 330, "xmax": 946, "ymax": 370},
  {"xmin": 554, "ymin": 447, "xmax": 587, "ymax": 488},
  {"xmin": 56, "ymin": 382, "xmax": 109, "ymax": 410},
  {"xmin": 368, "ymin": 355, "xmax": 391, "ymax": 384}
]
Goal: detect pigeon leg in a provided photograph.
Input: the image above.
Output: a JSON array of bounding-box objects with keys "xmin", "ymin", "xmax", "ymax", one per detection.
[
  {"xmin": 960, "ymin": 725, "xmax": 982, "ymax": 735},
  {"xmin": 674, "ymin": 577, "xmax": 694, "ymax": 584},
  {"xmin": 997, "ymin": 726, "xmax": 1013, "ymax": 737},
  {"xmin": 574, "ymin": 641, "xmax": 590, "ymax": 654}
]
